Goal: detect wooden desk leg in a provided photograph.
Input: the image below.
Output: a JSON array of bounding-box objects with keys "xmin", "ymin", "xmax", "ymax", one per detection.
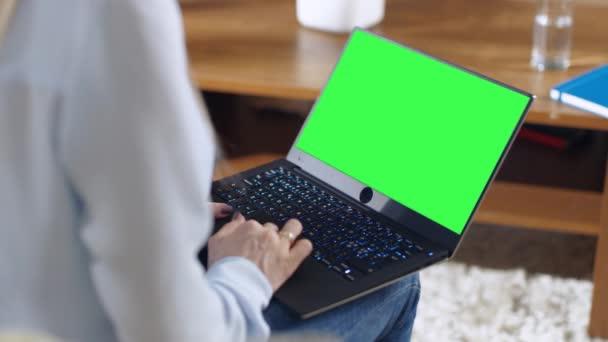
[{"xmin": 589, "ymin": 160, "xmax": 608, "ymax": 338}]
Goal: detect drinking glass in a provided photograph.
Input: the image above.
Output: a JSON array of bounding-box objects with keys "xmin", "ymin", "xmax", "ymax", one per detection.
[{"xmin": 530, "ymin": 0, "xmax": 574, "ymax": 71}]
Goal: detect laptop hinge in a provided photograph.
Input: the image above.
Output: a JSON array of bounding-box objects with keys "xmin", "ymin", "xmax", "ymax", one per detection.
[{"xmin": 292, "ymin": 167, "xmax": 452, "ymax": 257}]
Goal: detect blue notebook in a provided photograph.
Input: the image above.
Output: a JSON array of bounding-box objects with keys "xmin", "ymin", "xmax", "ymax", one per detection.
[{"xmin": 550, "ymin": 64, "xmax": 608, "ymax": 118}]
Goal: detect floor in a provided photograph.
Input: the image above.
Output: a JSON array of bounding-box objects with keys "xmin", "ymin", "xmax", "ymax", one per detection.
[
  {"xmin": 454, "ymin": 223, "xmax": 597, "ymax": 280},
  {"xmin": 412, "ymin": 256, "xmax": 603, "ymax": 342}
]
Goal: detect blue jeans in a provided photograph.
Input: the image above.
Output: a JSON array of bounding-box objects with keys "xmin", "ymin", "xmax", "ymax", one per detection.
[{"xmin": 264, "ymin": 273, "xmax": 420, "ymax": 342}]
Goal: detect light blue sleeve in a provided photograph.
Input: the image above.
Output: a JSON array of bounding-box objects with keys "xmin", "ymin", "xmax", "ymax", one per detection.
[
  {"xmin": 208, "ymin": 257, "xmax": 274, "ymax": 338},
  {"xmin": 61, "ymin": 1, "xmax": 273, "ymax": 341}
]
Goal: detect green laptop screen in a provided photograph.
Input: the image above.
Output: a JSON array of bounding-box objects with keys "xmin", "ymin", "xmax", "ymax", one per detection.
[{"xmin": 295, "ymin": 30, "xmax": 530, "ymax": 235}]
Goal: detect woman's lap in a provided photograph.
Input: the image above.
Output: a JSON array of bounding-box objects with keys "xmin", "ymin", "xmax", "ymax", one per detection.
[{"xmin": 264, "ymin": 273, "xmax": 420, "ymax": 342}]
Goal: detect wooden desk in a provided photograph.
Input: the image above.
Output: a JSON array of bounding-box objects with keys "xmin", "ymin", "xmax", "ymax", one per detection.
[{"xmin": 184, "ymin": 0, "xmax": 608, "ymax": 336}]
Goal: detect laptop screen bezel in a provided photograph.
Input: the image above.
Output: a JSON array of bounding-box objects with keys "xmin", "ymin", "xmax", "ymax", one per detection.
[{"xmin": 287, "ymin": 28, "xmax": 534, "ymax": 256}]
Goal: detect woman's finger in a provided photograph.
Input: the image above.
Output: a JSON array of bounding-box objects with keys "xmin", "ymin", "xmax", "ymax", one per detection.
[
  {"xmin": 263, "ymin": 222, "xmax": 279, "ymax": 232},
  {"xmin": 278, "ymin": 219, "xmax": 303, "ymax": 248},
  {"xmin": 213, "ymin": 211, "xmax": 245, "ymax": 238},
  {"xmin": 210, "ymin": 202, "xmax": 234, "ymax": 218},
  {"xmin": 289, "ymin": 239, "xmax": 313, "ymax": 266}
]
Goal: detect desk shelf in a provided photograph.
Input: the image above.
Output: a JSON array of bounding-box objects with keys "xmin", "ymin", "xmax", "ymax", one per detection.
[{"xmin": 477, "ymin": 182, "xmax": 601, "ymax": 236}]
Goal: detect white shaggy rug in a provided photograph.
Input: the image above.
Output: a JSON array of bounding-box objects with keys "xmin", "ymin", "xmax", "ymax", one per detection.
[{"xmin": 412, "ymin": 262, "xmax": 607, "ymax": 342}]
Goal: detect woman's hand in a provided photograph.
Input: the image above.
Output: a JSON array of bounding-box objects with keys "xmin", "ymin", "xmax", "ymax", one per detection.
[{"xmin": 207, "ymin": 214, "xmax": 313, "ymax": 292}]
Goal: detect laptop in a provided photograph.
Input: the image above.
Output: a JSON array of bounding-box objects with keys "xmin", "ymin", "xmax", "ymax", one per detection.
[{"xmin": 201, "ymin": 28, "xmax": 534, "ymax": 319}]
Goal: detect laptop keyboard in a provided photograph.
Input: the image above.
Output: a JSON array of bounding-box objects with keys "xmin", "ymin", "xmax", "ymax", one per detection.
[{"xmin": 213, "ymin": 166, "xmax": 433, "ymax": 282}]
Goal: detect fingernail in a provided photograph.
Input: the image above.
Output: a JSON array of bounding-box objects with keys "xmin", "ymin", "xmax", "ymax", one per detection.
[
  {"xmin": 221, "ymin": 205, "xmax": 235, "ymax": 216},
  {"xmin": 232, "ymin": 211, "xmax": 242, "ymax": 220}
]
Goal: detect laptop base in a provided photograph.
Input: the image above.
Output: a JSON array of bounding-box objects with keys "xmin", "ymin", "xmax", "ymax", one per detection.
[{"xmin": 202, "ymin": 159, "xmax": 449, "ymax": 319}]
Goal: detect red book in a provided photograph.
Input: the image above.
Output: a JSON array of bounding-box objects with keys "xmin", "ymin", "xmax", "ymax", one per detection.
[{"xmin": 518, "ymin": 127, "xmax": 568, "ymax": 151}]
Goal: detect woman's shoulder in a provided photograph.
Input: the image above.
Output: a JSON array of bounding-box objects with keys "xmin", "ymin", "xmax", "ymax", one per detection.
[{"xmin": 0, "ymin": 1, "xmax": 96, "ymax": 89}]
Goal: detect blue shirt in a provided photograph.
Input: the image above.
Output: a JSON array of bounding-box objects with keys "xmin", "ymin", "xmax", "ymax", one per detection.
[{"xmin": 0, "ymin": 1, "xmax": 272, "ymax": 341}]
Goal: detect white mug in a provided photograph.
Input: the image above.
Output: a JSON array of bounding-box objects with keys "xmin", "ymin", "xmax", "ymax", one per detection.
[{"xmin": 296, "ymin": 0, "xmax": 386, "ymax": 34}]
